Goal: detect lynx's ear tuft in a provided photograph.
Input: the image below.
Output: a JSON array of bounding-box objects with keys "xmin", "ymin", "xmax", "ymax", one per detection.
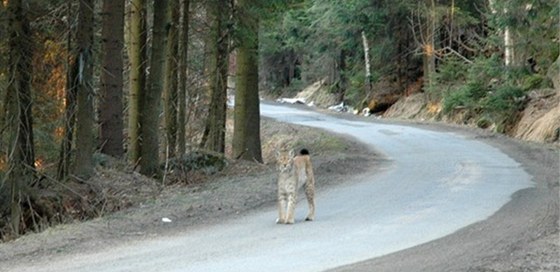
[{"xmin": 299, "ymin": 148, "xmax": 310, "ymax": 155}]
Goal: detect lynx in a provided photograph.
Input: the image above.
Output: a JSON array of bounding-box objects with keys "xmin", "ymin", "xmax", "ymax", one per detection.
[{"xmin": 276, "ymin": 148, "xmax": 315, "ymax": 224}]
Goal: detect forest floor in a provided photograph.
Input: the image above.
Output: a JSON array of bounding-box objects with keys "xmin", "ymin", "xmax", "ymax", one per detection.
[{"xmin": 0, "ymin": 104, "xmax": 558, "ymax": 271}]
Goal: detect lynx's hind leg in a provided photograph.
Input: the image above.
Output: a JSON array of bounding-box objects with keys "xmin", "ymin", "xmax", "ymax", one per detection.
[
  {"xmin": 304, "ymin": 160, "xmax": 315, "ymax": 221},
  {"xmin": 305, "ymin": 181, "xmax": 315, "ymax": 221}
]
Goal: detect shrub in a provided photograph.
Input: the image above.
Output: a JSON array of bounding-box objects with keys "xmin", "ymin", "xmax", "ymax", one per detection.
[
  {"xmin": 484, "ymin": 85, "xmax": 525, "ymax": 113},
  {"xmin": 436, "ymin": 56, "xmax": 468, "ymax": 83},
  {"xmin": 522, "ymin": 74, "xmax": 553, "ymax": 91},
  {"xmin": 476, "ymin": 116, "xmax": 492, "ymax": 129},
  {"xmin": 427, "ymin": 56, "xmax": 468, "ymax": 101},
  {"xmin": 443, "ymin": 81, "xmax": 489, "ymax": 113}
]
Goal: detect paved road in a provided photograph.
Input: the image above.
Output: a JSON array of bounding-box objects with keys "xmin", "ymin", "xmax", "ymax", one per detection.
[{"xmin": 11, "ymin": 104, "xmax": 533, "ymax": 272}]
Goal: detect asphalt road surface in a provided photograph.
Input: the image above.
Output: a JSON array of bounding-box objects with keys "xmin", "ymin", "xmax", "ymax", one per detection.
[{"xmin": 9, "ymin": 103, "xmax": 534, "ymax": 272}]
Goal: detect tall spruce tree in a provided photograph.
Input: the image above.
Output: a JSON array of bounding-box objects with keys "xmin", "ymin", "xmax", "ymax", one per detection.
[
  {"xmin": 163, "ymin": 0, "xmax": 179, "ymax": 158},
  {"xmin": 73, "ymin": 0, "xmax": 95, "ymax": 179},
  {"xmin": 201, "ymin": 0, "xmax": 230, "ymax": 153},
  {"xmin": 128, "ymin": 0, "xmax": 148, "ymax": 164},
  {"xmin": 140, "ymin": 0, "xmax": 170, "ymax": 177},
  {"xmin": 177, "ymin": 0, "xmax": 190, "ymax": 156},
  {"xmin": 5, "ymin": 0, "xmax": 35, "ymax": 235},
  {"xmin": 99, "ymin": 0, "xmax": 125, "ymax": 158},
  {"xmin": 57, "ymin": 1, "xmax": 77, "ymax": 180},
  {"xmin": 232, "ymin": 0, "xmax": 262, "ymax": 162}
]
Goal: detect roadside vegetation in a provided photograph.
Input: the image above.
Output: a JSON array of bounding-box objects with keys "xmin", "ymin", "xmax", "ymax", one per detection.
[{"xmin": 260, "ymin": 0, "xmax": 559, "ymax": 141}]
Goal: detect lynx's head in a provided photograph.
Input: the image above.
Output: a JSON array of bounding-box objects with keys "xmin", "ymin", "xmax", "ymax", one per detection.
[{"xmin": 276, "ymin": 149, "xmax": 294, "ymax": 173}]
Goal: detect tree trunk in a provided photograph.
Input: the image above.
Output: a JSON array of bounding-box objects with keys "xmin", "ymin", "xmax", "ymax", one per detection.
[
  {"xmin": 164, "ymin": 0, "xmax": 179, "ymax": 158},
  {"xmin": 57, "ymin": 1, "xmax": 76, "ymax": 180},
  {"xmin": 504, "ymin": 26, "xmax": 514, "ymax": 67},
  {"xmin": 57, "ymin": 49, "xmax": 78, "ymax": 180},
  {"xmin": 201, "ymin": 0, "xmax": 229, "ymax": 153},
  {"xmin": 177, "ymin": 0, "xmax": 190, "ymax": 156},
  {"xmin": 232, "ymin": 0, "xmax": 262, "ymax": 162},
  {"xmin": 336, "ymin": 49, "xmax": 348, "ymax": 102},
  {"xmin": 73, "ymin": 0, "xmax": 96, "ymax": 179},
  {"xmin": 422, "ymin": 0, "xmax": 437, "ymax": 95},
  {"xmin": 99, "ymin": 0, "xmax": 125, "ymax": 158},
  {"xmin": 140, "ymin": 0, "xmax": 170, "ymax": 178},
  {"xmin": 361, "ymin": 31, "xmax": 372, "ymax": 94},
  {"xmin": 488, "ymin": 0, "xmax": 514, "ymax": 67},
  {"xmin": 127, "ymin": 0, "xmax": 148, "ymax": 164},
  {"xmin": 5, "ymin": 0, "xmax": 35, "ymax": 235}
]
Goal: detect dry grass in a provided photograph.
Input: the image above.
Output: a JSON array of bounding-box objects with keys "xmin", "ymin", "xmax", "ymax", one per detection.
[
  {"xmin": 515, "ymin": 102, "xmax": 560, "ymax": 144},
  {"xmin": 513, "ymin": 90, "xmax": 560, "ymax": 144}
]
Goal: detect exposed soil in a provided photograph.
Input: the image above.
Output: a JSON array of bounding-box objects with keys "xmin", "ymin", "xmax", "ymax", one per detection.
[{"xmin": 384, "ymin": 91, "xmax": 560, "ymax": 146}]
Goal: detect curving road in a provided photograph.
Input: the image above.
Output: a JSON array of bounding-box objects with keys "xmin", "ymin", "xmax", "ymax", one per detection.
[{"xmin": 8, "ymin": 103, "xmax": 534, "ymax": 272}]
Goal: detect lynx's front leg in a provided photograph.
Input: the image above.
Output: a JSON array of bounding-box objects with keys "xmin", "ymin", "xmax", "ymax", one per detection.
[
  {"xmin": 286, "ymin": 192, "xmax": 297, "ymax": 224},
  {"xmin": 277, "ymin": 192, "xmax": 288, "ymax": 224}
]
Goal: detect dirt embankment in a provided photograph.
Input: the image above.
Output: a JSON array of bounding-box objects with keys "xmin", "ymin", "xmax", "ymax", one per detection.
[
  {"xmin": 385, "ymin": 56, "xmax": 560, "ymax": 145},
  {"xmin": 287, "ymin": 76, "xmax": 559, "ymax": 146},
  {"xmin": 383, "ymin": 90, "xmax": 560, "ymax": 146}
]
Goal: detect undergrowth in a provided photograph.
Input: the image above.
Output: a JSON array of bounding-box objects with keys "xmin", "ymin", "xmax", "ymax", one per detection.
[{"xmin": 436, "ymin": 54, "xmax": 551, "ymax": 131}]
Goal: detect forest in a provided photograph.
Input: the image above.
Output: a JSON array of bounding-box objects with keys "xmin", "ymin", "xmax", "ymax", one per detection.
[{"xmin": 0, "ymin": 0, "xmax": 558, "ymax": 239}]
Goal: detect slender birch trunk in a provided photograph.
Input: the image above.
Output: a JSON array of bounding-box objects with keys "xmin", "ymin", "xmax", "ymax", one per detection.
[{"xmin": 361, "ymin": 31, "xmax": 372, "ymax": 94}]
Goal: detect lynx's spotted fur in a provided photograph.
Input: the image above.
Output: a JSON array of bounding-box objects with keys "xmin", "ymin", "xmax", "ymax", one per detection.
[{"xmin": 276, "ymin": 148, "xmax": 315, "ymax": 224}]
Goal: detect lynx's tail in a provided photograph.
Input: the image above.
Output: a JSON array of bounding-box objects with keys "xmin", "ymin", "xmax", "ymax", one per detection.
[{"xmin": 299, "ymin": 148, "xmax": 310, "ymax": 156}]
